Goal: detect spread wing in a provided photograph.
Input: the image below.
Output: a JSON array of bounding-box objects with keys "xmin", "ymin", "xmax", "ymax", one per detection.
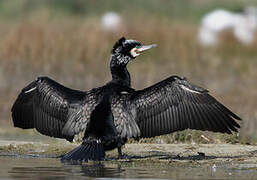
[
  {"xmin": 129, "ymin": 76, "xmax": 241, "ymax": 138},
  {"xmin": 11, "ymin": 77, "xmax": 100, "ymax": 141}
]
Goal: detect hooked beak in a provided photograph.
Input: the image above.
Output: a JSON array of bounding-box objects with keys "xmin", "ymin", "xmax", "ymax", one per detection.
[
  {"xmin": 137, "ymin": 44, "xmax": 157, "ymax": 53},
  {"xmin": 130, "ymin": 44, "xmax": 157, "ymax": 58}
]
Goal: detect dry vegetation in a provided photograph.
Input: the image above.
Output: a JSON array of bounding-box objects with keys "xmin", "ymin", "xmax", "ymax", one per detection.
[{"xmin": 0, "ymin": 13, "xmax": 256, "ymax": 143}]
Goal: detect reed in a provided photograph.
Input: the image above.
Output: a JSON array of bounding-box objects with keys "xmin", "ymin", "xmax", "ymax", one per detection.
[{"xmin": 0, "ymin": 15, "xmax": 256, "ymax": 143}]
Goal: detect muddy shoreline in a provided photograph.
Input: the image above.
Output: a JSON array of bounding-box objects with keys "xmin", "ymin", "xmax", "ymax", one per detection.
[{"xmin": 0, "ymin": 140, "xmax": 256, "ymax": 165}]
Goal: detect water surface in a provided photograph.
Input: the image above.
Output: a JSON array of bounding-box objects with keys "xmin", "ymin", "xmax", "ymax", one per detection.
[{"xmin": 1, "ymin": 156, "xmax": 257, "ymax": 179}]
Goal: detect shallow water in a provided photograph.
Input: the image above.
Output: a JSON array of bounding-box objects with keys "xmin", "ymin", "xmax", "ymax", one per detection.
[{"xmin": 1, "ymin": 156, "xmax": 257, "ymax": 180}]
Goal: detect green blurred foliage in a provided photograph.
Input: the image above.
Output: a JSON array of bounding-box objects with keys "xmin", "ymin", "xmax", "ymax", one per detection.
[{"xmin": 0, "ymin": 0, "xmax": 256, "ymax": 22}]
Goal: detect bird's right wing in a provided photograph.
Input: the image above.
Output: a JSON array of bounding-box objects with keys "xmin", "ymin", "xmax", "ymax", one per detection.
[
  {"xmin": 12, "ymin": 77, "xmax": 100, "ymax": 141},
  {"xmin": 129, "ymin": 76, "xmax": 241, "ymax": 138}
]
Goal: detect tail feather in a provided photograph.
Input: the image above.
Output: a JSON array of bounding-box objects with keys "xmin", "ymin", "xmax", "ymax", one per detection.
[{"xmin": 61, "ymin": 141, "xmax": 105, "ymax": 162}]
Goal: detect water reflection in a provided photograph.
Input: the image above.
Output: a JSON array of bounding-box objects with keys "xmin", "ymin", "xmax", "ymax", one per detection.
[
  {"xmin": 81, "ymin": 164, "xmax": 124, "ymax": 177},
  {"xmin": 1, "ymin": 156, "xmax": 257, "ymax": 179},
  {"xmin": 10, "ymin": 163, "xmax": 125, "ymax": 179}
]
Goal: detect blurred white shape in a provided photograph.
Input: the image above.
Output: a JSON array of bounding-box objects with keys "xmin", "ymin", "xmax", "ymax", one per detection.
[
  {"xmin": 233, "ymin": 15, "xmax": 255, "ymax": 44},
  {"xmin": 202, "ymin": 10, "xmax": 236, "ymax": 32},
  {"xmin": 199, "ymin": 8, "xmax": 257, "ymax": 46},
  {"xmin": 199, "ymin": 26, "xmax": 218, "ymax": 46},
  {"xmin": 199, "ymin": 9, "xmax": 235, "ymax": 46},
  {"xmin": 233, "ymin": 7, "xmax": 257, "ymax": 44},
  {"xmin": 101, "ymin": 12, "xmax": 122, "ymax": 32},
  {"xmin": 212, "ymin": 164, "xmax": 217, "ymax": 172}
]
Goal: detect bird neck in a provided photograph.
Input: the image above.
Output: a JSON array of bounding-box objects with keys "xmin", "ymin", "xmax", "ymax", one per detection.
[{"xmin": 110, "ymin": 56, "xmax": 131, "ymax": 87}]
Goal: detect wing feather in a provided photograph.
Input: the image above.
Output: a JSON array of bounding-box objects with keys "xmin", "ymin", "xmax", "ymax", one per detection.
[
  {"xmin": 111, "ymin": 94, "xmax": 141, "ymax": 139},
  {"xmin": 11, "ymin": 76, "xmax": 99, "ymax": 141},
  {"xmin": 129, "ymin": 76, "xmax": 241, "ymax": 138}
]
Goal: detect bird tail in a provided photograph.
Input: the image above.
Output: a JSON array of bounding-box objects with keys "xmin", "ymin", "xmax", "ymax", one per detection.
[{"xmin": 61, "ymin": 140, "xmax": 105, "ymax": 162}]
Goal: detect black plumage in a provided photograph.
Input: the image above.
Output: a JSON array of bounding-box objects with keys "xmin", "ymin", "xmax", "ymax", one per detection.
[{"xmin": 11, "ymin": 37, "xmax": 241, "ymax": 162}]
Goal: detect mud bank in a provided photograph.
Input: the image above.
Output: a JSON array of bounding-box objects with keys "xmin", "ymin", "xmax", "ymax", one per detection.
[{"xmin": 0, "ymin": 140, "xmax": 256, "ymax": 165}]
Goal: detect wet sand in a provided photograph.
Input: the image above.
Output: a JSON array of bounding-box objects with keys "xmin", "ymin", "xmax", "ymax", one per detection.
[{"xmin": 0, "ymin": 140, "xmax": 256, "ymax": 165}]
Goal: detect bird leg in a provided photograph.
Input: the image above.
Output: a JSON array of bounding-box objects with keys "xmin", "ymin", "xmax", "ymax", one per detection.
[
  {"xmin": 118, "ymin": 145, "xmax": 135, "ymax": 159},
  {"xmin": 118, "ymin": 143, "xmax": 123, "ymax": 159}
]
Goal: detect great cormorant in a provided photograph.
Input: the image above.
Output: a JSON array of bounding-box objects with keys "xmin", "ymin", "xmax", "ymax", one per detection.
[{"xmin": 11, "ymin": 37, "xmax": 241, "ymax": 162}]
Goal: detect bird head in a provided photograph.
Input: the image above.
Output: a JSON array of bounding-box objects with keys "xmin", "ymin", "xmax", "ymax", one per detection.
[{"xmin": 111, "ymin": 37, "xmax": 157, "ymax": 66}]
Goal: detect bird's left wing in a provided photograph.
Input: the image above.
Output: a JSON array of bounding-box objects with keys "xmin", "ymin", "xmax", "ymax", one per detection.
[{"xmin": 129, "ymin": 76, "xmax": 241, "ymax": 138}]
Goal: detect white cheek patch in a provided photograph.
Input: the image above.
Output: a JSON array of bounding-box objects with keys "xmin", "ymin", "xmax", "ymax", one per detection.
[{"xmin": 130, "ymin": 48, "xmax": 140, "ymax": 58}]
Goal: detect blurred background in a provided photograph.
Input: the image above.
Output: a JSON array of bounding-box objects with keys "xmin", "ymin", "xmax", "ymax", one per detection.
[{"xmin": 0, "ymin": 0, "xmax": 256, "ymax": 144}]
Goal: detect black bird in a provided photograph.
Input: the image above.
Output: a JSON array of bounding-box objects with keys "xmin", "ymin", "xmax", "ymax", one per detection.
[{"xmin": 11, "ymin": 37, "xmax": 241, "ymax": 162}]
